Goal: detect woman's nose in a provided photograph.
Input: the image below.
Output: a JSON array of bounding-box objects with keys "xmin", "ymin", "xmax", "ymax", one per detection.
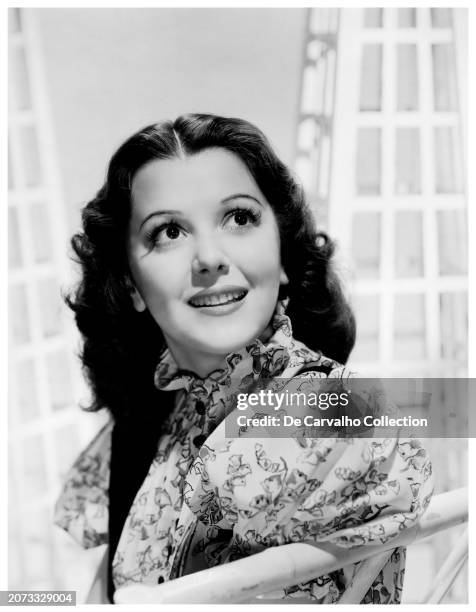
[{"xmin": 191, "ymin": 236, "xmax": 230, "ymax": 276}]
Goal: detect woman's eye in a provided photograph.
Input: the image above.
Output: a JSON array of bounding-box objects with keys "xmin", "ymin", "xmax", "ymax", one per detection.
[
  {"xmin": 164, "ymin": 225, "xmax": 181, "ymax": 239},
  {"xmin": 147, "ymin": 222, "xmax": 184, "ymax": 247},
  {"xmin": 225, "ymin": 208, "xmax": 261, "ymax": 229}
]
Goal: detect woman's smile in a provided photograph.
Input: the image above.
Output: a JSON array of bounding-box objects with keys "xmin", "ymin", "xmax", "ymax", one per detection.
[
  {"xmin": 188, "ymin": 286, "xmax": 248, "ymax": 311},
  {"xmin": 126, "ymin": 148, "xmax": 288, "ymax": 376}
]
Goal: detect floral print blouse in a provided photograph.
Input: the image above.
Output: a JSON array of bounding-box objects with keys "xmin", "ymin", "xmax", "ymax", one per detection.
[{"xmin": 54, "ymin": 305, "xmax": 434, "ymax": 603}]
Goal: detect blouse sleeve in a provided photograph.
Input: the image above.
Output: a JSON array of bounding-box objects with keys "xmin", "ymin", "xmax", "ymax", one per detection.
[
  {"xmin": 183, "ymin": 378, "xmax": 434, "ymax": 602},
  {"xmin": 53, "ymin": 420, "xmax": 113, "ymax": 549}
]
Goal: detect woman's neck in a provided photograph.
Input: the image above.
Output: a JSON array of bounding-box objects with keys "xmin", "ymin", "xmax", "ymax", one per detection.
[
  {"xmin": 166, "ymin": 345, "xmax": 228, "ymax": 379},
  {"xmin": 162, "ymin": 318, "xmax": 275, "ymax": 379}
]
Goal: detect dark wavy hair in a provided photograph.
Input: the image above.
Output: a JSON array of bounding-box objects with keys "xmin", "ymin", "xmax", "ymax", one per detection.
[{"xmin": 67, "ymin": 113, "xmax": 355, "ymax": 420}]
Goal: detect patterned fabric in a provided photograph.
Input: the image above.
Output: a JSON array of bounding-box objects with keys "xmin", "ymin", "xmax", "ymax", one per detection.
[{"xmin": 53, "ymin": 304, "xmax": 433, "ymax": 603}]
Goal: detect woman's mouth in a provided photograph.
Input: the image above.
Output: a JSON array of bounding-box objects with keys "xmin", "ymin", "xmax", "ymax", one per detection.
[{"xmin": 188, "ymin": 289, "xmax": 248, "ymax": 308}]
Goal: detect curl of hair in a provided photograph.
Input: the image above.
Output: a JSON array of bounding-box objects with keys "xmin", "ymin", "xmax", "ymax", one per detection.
[{"xmin": 66, "ymin": 113, "xmax": 355, "ymax": 421}]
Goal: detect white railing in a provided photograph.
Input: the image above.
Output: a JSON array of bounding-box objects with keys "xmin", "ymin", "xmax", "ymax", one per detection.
[{"xmin": 113, "ymin": 487, "xmax": 467, "ymax": 604}]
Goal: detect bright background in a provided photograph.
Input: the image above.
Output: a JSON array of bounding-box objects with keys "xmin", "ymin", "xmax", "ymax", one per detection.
[{"xmin": 7, "ymin": 7, "xmax": 468, "ymax": 603}]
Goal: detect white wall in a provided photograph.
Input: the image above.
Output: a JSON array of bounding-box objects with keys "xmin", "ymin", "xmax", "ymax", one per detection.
[{"xmin": 33, "ymin": 8, "xmax": 307, "ymax": 232}]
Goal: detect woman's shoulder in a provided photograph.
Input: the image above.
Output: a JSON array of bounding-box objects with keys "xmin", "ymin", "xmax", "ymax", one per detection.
[{"xmin": 53, "ymin": 418, "xmax": 113, "ymax": 548}]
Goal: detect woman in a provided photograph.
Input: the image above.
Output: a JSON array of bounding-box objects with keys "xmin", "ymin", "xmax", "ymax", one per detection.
[{"xmin": 54, "ymin": 113, "xmax": 433, "ymax": 604}]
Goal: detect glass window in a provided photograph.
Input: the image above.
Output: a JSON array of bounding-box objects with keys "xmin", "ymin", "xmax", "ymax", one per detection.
[
  {"xmin": 301, "ymin": 65, "xmax": 324, "ymax": 114},
  {"xmin": 37, "ymin": 277, "xmax": 63, "ymax": 338},
  {"xmin": 395, "ymin": 128, "xmax": 421, "ymax": 194},
  {"xmin": 9, "ymin": 46, "xmax": 31, "ymax": 111},
  {"xmin": 397, "ymin": 45, "xmax": 419, "ymax": 111},
  {"xmin": 22, "ymin": 508, "xmax": 53, "ymax": 584},
  {"xmin": 19, "ymin": 125, "xmax": 42, "ymax": 187},
  {"xmin": 395, "ymin": 211, "xmax": 423, "ymax": 277},
  {"xmin": 432, "ymin": 44, "xmax": 458, "ymax": 112},
  {"xmin": 22, "ymin": 435, "xmax": 48, "ymax": 497},
  {"xmin": 364, "ymin": 8, "xmax": 383, "ymax": 28},
  {"xmin": 394, "ymin": 294, "xmax": 426, "ymax": 359},
  {"xmin": 295, "ymin": 155, "xmax": 313, "ymax": 196},
  {"xmin": 29, "ymin": 201, "xmax": 53, "ymax": 263},
  {"xmin": 356, "ymin": 128, "xmax": 381, "ymax": 195},
  {"xmin": 8, "ymin": 207, "xmax": 22, "ymax": 269},
  {"xmin": 46, "ymin": 351, "xmax": 73, "ymax": 411},
  {"xmin": 318, "ymin": 132, "xmax": 331, "ymax": 199},
  {"xmin": 437, "ymin": 210, "xmax": 467, "ymax": 275},
  {"xmin": 434, "ymin": 127, "xmax": 464, "ymax": 193},
  {"xmin": 351, "ymin": 295, "xmax": 380, "ymax": 361},
  {"xmin": 351, "ymin": 212, "xmax": 381, "ymax": 278},
  {"xmin": 431, "ymin": 8, "xmax": 452, "ymax": 28},
  {"xmin": 310, "ymin": 8, "xmax": 339, "ymax": 35},
  {"xmin": 15, "ymin": 359, "xmax": 40, "ymax": 424},
  {"xmin": 440, "ymin": 292, "xmax": 467, "ymax": 362},
  {"xmin": 398, "ymin": 8, "xmax": 416, "ymax": 28},
  {"xmin": 9, "ymin": 283, "xmax": 31, "ymax": 346},
  {"xmin": 359, "ymin": 45, "xmax": 382, "ymax": 111},
  {"xmin": 297, "ymin": 118, "xmax": 317, "ymax": 151},
  {"xmin": 54, "ymin": 425, "xmax": 80, "ymax": 481}
]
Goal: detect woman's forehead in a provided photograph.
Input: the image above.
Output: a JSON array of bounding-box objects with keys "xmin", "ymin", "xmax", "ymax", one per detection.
[{"xmin": 130, "ymin": 148, "xmax": 264, "ymax": 213}]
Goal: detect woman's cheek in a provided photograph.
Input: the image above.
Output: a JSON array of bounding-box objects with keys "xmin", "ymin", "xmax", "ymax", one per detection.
[{"xmin": 140, "ymin": 257, "xmax": 187, "ymax": 303}]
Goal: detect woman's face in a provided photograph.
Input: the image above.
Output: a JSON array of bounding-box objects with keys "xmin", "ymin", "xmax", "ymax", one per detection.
[{"xmin": 127, "ymin": 147, "xmax": 287, "ymax": 376}]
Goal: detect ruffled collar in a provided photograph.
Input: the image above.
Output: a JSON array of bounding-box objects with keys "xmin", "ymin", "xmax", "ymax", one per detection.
[{"xmin": 153, "ymin": 302, "xmax": 294, "ymax": 400}]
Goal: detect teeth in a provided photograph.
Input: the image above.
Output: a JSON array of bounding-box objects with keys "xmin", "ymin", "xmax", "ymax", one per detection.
[{"xmin": 190, "ymin": 290, "xmax": 246, "ymax": 307}]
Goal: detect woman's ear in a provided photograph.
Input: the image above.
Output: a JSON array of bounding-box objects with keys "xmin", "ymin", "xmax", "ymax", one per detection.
[{"xmin": 126, "ymin": 278, "xmax": 146, "ymax": 313}]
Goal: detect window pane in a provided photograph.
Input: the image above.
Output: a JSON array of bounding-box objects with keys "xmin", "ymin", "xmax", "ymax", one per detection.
[
  {"xmin": 437, "ymin": 210, "xmax": 467, "ymax": 275},
  {"xmin": 352, "ymin": 212, "xmax": 380, "ymax": 278},
  {"xmin": 301, "ymin": 65, "xmax": 324, "ymax": 114},
  {"xmin": 19, "ymin": 125, "xmax": 42, "ymax": 187},
  {"xmin": 8, "ymin": 207, "xmax": 22, "ymax": 269},
  {"xmin": 394, "ymin": 294, "xmax": 426, "ymax": 359},
  {"xmin": 21, "ymin": 508, "xmax": 53, "ymax": 585},
  {"xmin": 434, "ymin": 127, "xmax": 463, "ymax": 193},
  {"xmin": 395, "ymin": 128, "xmax": 421, "ymax": 194},
  {"xmin": 15, "ymin": 359, "xmax": 40, "ymax": 424},
  {"xmin": 9, "ymin": 46, "xmax": 31, "ymax": 111},
  {"xmin": 356, "ymin": 128, "xmax": 381, "ymax": 195},
  {"xmin": 432, "ymin": 44, "xmax": 458, "ymax": 112},
  {"xmin": 397, "ymin": 45, "xmax": 419, "ymax": 111},
  {"xmin": 364, "ymin": 8, "xmax": 383, "ymax": 28},
  {"xmin": 310, "ymin": 8, "xmax": 339, "ymax": 35},
  {"xmin": 9, "ymin": 284, "xmax": 31, "ymax": 346},
  {"xmin": 22, "ymin": 434, "xmax": 48, "ymax": 497},
  {"xmin": 46, "ymin": 351, "xmax": 73, "ymax": 411},
  {"xmin": 431, "ymin": 8, "xmax": 452, "ymax": 28},
  {"xmin": 297, "ymin": 118, "xmax": 317, "ymax": 151},
  {"xmin": 54, "ymin": 425, "xmax": 80, "ymax": 482},
  {"xmin": 440, "ymin": 292, "xmax": 467, "ymax": 362},
  {"xmin": 395, "ymin": 211, "xmax": 423, "ymax": 277},
  {"xmin": 351, "ymin": 295, "xmax": 379, "ymax": 361},
  {"xmin": 29, "ymin": 201, "xmax": 53, "ymax": 263},
  {"xmin": 398, "ymin": 8, "xmax": 416, "ymax": 27},
  {"xmin": 37, "ymin": 277, "xmax": 63, "ymax": 338},
  {"xmin": 359, "ymin": 44, "xmax": 382, "ymax": 111},
  {"xmin": 295, "ymin": 155, "xmax": 313, "ymax": 195}
]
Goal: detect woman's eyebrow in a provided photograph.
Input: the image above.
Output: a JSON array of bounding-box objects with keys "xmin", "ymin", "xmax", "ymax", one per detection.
[
  {"xmin": 221, "ymin": 193, "xmax": 263, "ymax": 207},
  {"xmin": 139, "ymin": 210, "xmax": 179, "ymax": 230}
]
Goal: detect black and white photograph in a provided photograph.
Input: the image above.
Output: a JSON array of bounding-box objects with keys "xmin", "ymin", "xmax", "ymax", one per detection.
[{"xmin": 5, "ymin": 5, "xmax": 470, "ymax": 606}]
